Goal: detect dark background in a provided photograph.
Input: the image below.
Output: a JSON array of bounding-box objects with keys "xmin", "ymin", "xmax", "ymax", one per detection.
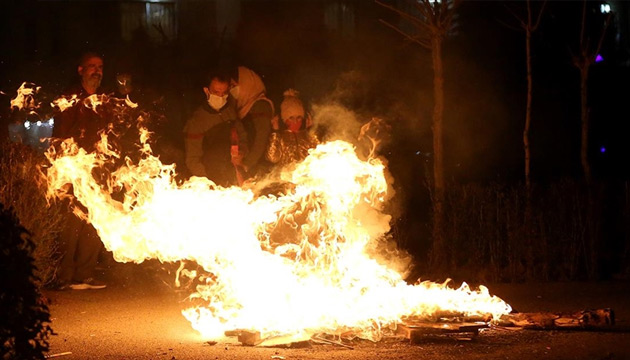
[
  {"xmin": 1, "ymin": 0, "xmax": 628, "ymax": 178},
  {"xmin": 1, "ymin": 0, "xmax": 629, "ymax": 277}
]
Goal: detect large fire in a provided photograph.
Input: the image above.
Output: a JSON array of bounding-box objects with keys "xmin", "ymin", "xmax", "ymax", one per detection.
[{"xmin": 43, "ymin": 101, "xmax": 511, "ymax": 343}]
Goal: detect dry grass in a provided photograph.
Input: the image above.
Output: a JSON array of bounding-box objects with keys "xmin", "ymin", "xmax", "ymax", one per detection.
[
  {"xmin": 0, "ymin": 141, "xmax": 63, "ymax": 286},
  {"xmin": 434, "ymin": 179, "xmax": 619, "ymax": 282}
]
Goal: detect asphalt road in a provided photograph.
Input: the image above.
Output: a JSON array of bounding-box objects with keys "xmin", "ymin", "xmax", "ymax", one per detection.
[{"xmin": 43, "ymin": 264, "xmax": 630, "ymax": 360}]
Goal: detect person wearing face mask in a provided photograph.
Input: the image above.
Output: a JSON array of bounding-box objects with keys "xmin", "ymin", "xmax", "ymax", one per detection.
[
  {"xmin": 183, "ymin": 69, "xmax": 245, "ymax": 186},
  {"xmin": 266, "ymin": 89, "xmax": 319, "ymax": 167}
]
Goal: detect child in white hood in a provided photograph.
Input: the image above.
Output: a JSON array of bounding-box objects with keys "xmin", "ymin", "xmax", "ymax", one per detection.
[{"xmin": 265, "ymin": 89, "xmax": 319, "ymax": 167}]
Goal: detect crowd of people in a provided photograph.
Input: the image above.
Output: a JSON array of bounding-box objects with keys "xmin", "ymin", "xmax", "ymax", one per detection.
[{"xmin": 41, "ymin": 52, "xmax": 320, "ymax": 290}]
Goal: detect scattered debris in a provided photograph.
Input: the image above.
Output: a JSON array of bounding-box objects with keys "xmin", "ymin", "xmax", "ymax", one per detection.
[
  {"xmin": 396, "ymin": 322, "xmax": 488, "ymax": 343},
  {"xmin": 226, "ymin": 330, "xmax": 312, "ymax": 347},
  {"xmin": 311, "ymin": 336, "xmax": 354, "ymax": 349},
  {"xmin": 45, "ymin": 352, "xmax": 72, "ymax": 358},
  {"xmin": 501, "ymin": 308, "xmax": 615, "ymax": 330},
  {"xmin": 224, "ymin": 329, "xmax": 262, "ymax": 345},
  {"xmin": 221, "ymin": 309, "xmax": 616, "ymax": 348}
]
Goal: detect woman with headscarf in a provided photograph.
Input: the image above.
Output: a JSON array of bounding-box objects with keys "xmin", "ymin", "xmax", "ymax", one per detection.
[{"xmin": 230, "ymin": 66, "xmax": 274, "ymax": 181}]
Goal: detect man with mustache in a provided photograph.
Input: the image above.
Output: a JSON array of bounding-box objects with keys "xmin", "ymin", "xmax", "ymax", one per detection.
[
  {"xmin": 53, "ymin": 52, "xmax": 106, "ymax": 149},
  {"xmin": 52, "ymin": 52, "xmax": 109, "ymax": 290}
]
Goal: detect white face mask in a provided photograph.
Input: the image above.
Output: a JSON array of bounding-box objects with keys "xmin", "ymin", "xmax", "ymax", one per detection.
[
  {"xmin": 230, "ymin": 85, "xmax": 240, "ymax": 100},
  {"xmin": 208, "ymin": 94, "xmax": 228, "ymax": 111}
]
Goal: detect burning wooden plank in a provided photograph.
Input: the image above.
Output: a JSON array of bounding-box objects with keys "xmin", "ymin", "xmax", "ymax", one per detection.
[
  {"xmin": 225, "ymin": 330, "xmax": 314, "ymax": 347},
  {"xmin": 224, "ymin": 330, "xmax": 262, "ymax": 346},
  {"xmin": 396, "ymin": 322, "xmax": 489, "ymax": 343}
]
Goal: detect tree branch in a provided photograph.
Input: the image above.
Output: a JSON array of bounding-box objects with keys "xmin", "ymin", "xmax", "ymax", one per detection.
[
  {"xmin": 532, "ymin": 0, "xmax": 547, "ymax": 31},
  {"xmin": 579, "ymin": 0, "xmax": 586, "ymax": 50},
  {"xmin": 376, "ymin": 0, "xmax": 459, "ymax": 48},
  {"xmin": 376, "ymin": 0, "xmax": 425, "ymax": 28},
  {"xmin": 593, "ymin": 13, "xmax": 612, "ymax": 58},
  {"xmin": 412, "ymin": 0, "xmax": 432, "ymax": 20},
  {"xmin": 497, "ymin": 18, "xmax": 523, "ymax": 33},
  {"xmin": 379, "ymin": 19, "xmax": 432, "ymax": 49}
]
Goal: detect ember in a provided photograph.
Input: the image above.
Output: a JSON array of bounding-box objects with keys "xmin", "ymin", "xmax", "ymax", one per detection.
[{"xmin": 44, "ymin": 117, "xmax": 512, "ymax": 344}]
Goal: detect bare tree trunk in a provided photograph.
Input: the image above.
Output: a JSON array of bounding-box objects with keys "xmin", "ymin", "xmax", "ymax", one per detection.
[
  {"xmin": 504, "ymin": 0, "xmax": 546, "ymax": 279},
  {"xmin": 524, "ymin": 29, "xmax": 533, "ymax": 195},
  {"xmin": 580, "ymin": 66, "xmax": 591, "ymax": 184},
  {"xmin": 376, "ymin": 0, "xmax": 460, "ymax": 271},
  {"xmin": 431, "ymin": 36, "xmax": 446, "ymax": 268},
  {"xmin": 505, "ymin": 0, "xmax": 545, "ymax": 198},
  {"xmin": 523, "ymin": 27, "xmax": 535, "ymax": 279},
  {"xmin": 573, "ymin": 0, "xmax": 609, "ymax": 184}
]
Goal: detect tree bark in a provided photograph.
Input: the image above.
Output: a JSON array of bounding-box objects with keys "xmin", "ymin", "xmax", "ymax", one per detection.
[
  {"xmin": 574, "ymin": 0, "xmax": 609, "ymax": 184},
  {"xmin": 431, "ymin": 35, "xmax": 446, "ymax": 268},
  {"xmin": 580, "ymin": 65, "xmax": 591, "ymax": 184},
  {"xmin": 524, "ymin": 26, "xmax": 535, "ymax": 279},
  {"xmin": 375, "ymin": 0, "xmax": 460, "ymax": 270},
  {"xmin": 524, "ymin": 28, "xmax": 533, "ymax": 195}
]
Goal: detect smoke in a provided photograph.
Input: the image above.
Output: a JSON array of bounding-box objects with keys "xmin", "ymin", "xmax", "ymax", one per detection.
[
  {"xmin": 304, "ymin": 73, "xmax": 413, "ymax": 279},
  {"xmin": 311, "ymin": 102, "xmax": 361, "ymax": 144}
]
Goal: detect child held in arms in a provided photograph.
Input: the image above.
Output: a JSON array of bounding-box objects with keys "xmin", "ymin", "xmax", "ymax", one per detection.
[{"xmin": 265, "ymin": 89, "xmax": 319, "ymax": 167}]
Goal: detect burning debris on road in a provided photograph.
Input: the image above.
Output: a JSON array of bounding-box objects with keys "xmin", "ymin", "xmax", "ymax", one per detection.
[
  {"xmin": 42, "ymin": 98, "xmax": 513, "ymax": 345},
  {"xmin": 8, "ymin": 85, "xmax": 616, "ymax": 348}
]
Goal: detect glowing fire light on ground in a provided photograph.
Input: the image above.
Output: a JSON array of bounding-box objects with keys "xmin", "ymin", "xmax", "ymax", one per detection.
[{"xmin": 45, "ymin": 128, "xmax": 511, "ymax": 343}]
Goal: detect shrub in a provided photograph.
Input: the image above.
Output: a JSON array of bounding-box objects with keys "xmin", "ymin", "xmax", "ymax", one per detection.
[
  {"xmin": 0, "ymin": 141, "xmax": 63, "ymax": 286},
  {"xmin": 434, "ymin": 179, "xmax": 615, "ymax": 282},
  {"xmin": 0, "ymin": 202, "xmax": 54, "ymax": 360}
]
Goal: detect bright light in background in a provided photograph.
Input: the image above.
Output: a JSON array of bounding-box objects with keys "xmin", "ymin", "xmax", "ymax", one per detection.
[
  {"xmin": 600, "ymin": 3, "xmax": 611, "ymax": 14},
  {"xmin": 13, "ymin": 118, "xmax": 54, "ymax": 152},
  {"xmin": 600, "ymin": 146, "xmax": 606, "ymax": 154},
  {"xmin": 596, "ymin": 54, "xmax": 604, "ymax": 63},
  {"xmin": 21, "ymin": 119, "xmax": 54, "ymax": 129}
]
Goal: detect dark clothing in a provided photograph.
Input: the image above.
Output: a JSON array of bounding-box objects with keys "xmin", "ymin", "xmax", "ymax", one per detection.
[
  {"xmin": 241, "ymin": 100, "xmax": 273, "ymax": 175},
  {"xmin": 184, "ymin": 98, "xmax": 244, "ymax": 187},
  {"xmin": 53, "ymin": 83, "xmax": 108, "ymax": 285},
  {"xmin": 53, "ymin": 84, "xmax": 109, "ymax": 152},
  {"xmin": 108, "ymin": 93, "xmax": 149, "ymax": 163},
  {"xmin": 57, "ymin": 201, "xmax": 103, "ymax": 284}
]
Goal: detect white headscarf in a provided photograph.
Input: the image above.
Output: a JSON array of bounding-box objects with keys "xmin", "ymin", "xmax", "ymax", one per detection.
[{"xmin": 235, "ymin": 66, "xmax": 274, "ymax": 119}]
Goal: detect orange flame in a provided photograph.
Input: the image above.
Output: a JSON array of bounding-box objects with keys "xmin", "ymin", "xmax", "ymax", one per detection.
[
  {"xmin": 124, "ymin": 95, "xmax": 138, "ymax": 108},
  {"xmin": 83, "ymin": 94, "xmax": 108, "ymax": 113},
  {"xmin": 51, "ymin": 95, "xmax": 80, "ymax": 112},
  {"xmin": 11, "ymin": 82, "xmax": 41, "ymax": 111},
  {"xmin": 45, "ymin": 133, "xmax": 511, "ymax": 342}
]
